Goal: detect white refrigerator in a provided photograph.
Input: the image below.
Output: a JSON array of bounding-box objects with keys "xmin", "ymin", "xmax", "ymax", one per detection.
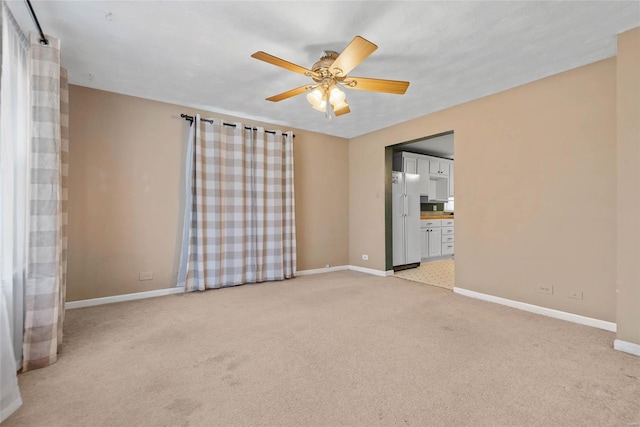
[{"xmin": 392, "ymin": 171, "xmax": 421, "ymax": 268}]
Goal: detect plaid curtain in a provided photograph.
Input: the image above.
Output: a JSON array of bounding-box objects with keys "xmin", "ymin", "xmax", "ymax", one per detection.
[
  {"xmin": 22, "ymin": 34, "xmax": 68, "ymax": 371},
  {"xmin": 182, "ymin": 115, "xmax": 296, "ymax": 291}
]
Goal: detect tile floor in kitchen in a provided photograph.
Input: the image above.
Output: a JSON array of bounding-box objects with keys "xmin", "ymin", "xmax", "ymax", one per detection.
[{"xmin": 394, "ymin": 259, "xmax": 455, "ymax": 290}]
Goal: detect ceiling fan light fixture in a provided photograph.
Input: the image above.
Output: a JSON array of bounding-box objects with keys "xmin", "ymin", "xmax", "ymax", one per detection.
[
  {"xmin": 333, "ymin": 100, "xmax": 348, "ymax": 110},
  {"xmin": 329, "ymin": 86, "xmax": 346, "ymax": 105},
  {"xmin": 306, "ymin": 88, "xmax": 324, "ymax": 108},
  {"xmin": 312, "ymin": 101, "xmax": 327, "ymax": 112}
]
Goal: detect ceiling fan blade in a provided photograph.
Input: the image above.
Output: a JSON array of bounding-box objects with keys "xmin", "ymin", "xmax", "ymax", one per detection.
[
  {"xmin": 251, "ymin": 51, "xmax": 317, "ymax": 77},
  {"xmin": 329, "ymin": 36, "xmax": 378, "ymax": 77},
  {"xmin": 344, "ymin": 76, "xmax": 410, "ymax": 94},
  {"xmin": 334, "ymin": 101, "xmax": 351, "ymax": 116},
  {"xmin": 266, "ymin": 85, "xmax": 313, "ymax": 102}
]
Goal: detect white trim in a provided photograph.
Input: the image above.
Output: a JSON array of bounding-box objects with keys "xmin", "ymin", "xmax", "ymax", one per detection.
[
  {"xmin": 0, "ymin": 395, "xmax": 22, "ymax": 424},
  {"xmin": 297, "ymin": 265, "xmax": 394, "ymax": 277},
  {"xmin": 65, "ymin": 287, "xmax": 185, "ymax": 310},
  {"xmin": 65, "ymin": 266, "xmax": 396, "ymax": 310},
  {"xmin": 348, "ymin": 265, "xmax": 394, "ymax": 277},
  {"xmin": 453, "ymin": 287, "xmax": 617, "ymax": 332},
  {"xmin": 614, "ymin": 339, "xmax": 640, "ymax": 356},
  {"xmin": 64, "ymin": 265, "xmax": 393, "ymax": 310},
  {"xmin": 296, "ymin": 265, "xmax": 349, "ymax": 276}
]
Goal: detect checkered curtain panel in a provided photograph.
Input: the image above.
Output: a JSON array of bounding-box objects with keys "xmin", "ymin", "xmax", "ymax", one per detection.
[
  {"xmin": 183, "ymin": 115, "xmax": 296, "ymax": 291},
  {"xmin": 22, "ymin": 34, "xmax": 68, "ymax": 371}
]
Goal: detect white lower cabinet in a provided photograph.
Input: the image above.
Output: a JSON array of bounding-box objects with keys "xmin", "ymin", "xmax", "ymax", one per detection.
[
  {"xmin": 420, "ymin": 228, "xmax": 429, "ymax": 259},
  {"xmin": 420, "ymin": 219, "xmax": 443, "ymax": 259},
  {"xmin": 421, "ymin": 219, "xmax": 455, "ymax": 261},
  {"xmin": 442, "ymin": 242, "xmax": 455, "ymax": 255},
  {"xmin": 428, "ymin": 227, "xmax": 442, "ymax": 257},
  {"xmin": 441, "ymin": 220, "xmax": 454, "ymax": 255}
]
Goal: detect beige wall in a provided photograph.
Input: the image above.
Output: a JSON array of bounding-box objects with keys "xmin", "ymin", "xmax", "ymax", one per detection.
[
  {"xmin": 350, "ymin": 58, "xmax": 617, "ymax": 322},
  {"xmin": 69, "ymin": 36, "xmax": 639, "ymax": 339},
  {"xmin": 68, "ymin": 86, "xmax": 349, "ymax": 301},
  {"xmin": 616, "ymin": 28, "xmax": 640, "ymax": 345}
]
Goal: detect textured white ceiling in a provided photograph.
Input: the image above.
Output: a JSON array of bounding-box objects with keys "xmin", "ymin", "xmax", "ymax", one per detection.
[{"xmin": 7, "ymin": 1, "xmax": 640, "ymax": 138}]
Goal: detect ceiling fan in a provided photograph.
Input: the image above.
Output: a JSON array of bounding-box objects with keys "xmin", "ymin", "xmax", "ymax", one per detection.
[{"xmin": 251, "ymin": 36, "xmax": 410, "ymax": 117}]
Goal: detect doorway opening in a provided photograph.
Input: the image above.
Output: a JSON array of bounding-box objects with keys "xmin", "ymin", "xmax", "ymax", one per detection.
[{"xmin": 385, "ymin": 131, "xmax": 455, "ymax": 289}]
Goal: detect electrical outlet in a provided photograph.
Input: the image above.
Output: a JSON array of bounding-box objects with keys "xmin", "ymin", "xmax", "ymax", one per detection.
[
  {"xmin": 568, "ymin": 290, "xmax": 583, "ymax": 300},
  {"xmin": 537, "ymin": 284, "xmax": 553, "ymax": 295},
  {"xmin": 325, "ymin": 264, "xmax": 330, "ymax": 268},
  {"xmin": 139, "ymin": 271, "xmax": 153, "ymax": 281},
  {"xmin": 432, "ymin": 205, "xmax": 437, "ymax": 211},
  {"xmin": 362, "ymin": 254, "xmax": 368, "ymax": 260}
]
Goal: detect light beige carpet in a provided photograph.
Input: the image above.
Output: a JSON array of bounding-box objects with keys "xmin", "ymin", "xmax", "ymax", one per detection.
[
  {"xmin": 394, "ymin": 259, "xmax": 455, "ymax": 289},
  {"xmin": 5, "ymin": 271, "xmax": 639, "ymax": 426}
]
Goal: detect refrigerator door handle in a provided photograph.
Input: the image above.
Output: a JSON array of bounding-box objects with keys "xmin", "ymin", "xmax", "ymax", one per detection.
[
  {"xmin": 404, "ymin": 194, "xmax": 409, "ymax": 217},
  {"xmin": 399, "ymin": 195, "xmax": 406, "ymax": 217}
]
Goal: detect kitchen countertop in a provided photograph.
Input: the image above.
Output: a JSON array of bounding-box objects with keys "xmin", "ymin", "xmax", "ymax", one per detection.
[{"xmin": 420, "ymin": 215, "xmax": 454, "ymax": 220}]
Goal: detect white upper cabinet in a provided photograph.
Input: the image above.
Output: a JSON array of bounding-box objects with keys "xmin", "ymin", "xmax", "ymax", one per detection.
[
  {"xmin": 417, "ymin": 158, "xmax": 430, "ymax": 197},
  {"xmin": 394, "ymin": 152, "xmax": 453, "ymax": 201},
  {"xmin": 403, "ymin": 156, "xmax": 418, "ymax": 174},
  {"xmin": 429, "ymin": 178, "xmax": 449, "ymax": 201},
  {"xmin": 429, "ymin": 159, "xmax": 449, "ymax": 176},
  {"xmin": 449, "ymin": 162, "xmax": 454, "ymax": 197}
]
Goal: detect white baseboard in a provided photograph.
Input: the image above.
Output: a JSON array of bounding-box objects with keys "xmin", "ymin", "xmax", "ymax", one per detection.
[
  {"xmin": 348, "ymin": 265, "xmax": 394, "ymax": 277},
  {"xmin": 453, "ymin": 287, "xmax": 617, "ymax": 332},
  {"xmin": 296, "ymin": 265, "xmax": 349, "ymax": 276},
  {"xmin": 297, "ymin": 265, "xmax": 393, "ymax": 277},
  {"xmin": 614, "ymin": 339, "xmax": 640, "ymax": 356},
  {"xmin": 66, "ymin": 287, "xmax": 185, "ymax": 310},
  {"xmin": 66, "ymin": 266, "xmax": 396, "ymax": 310}
]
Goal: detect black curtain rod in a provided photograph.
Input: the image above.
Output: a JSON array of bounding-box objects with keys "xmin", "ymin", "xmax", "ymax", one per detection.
[
  {"xmin": 180, "ymin": 114, "xmax": 294, "ymax": 138},
  {"xmin": 24, "ymin": 0, "xmax": 48, "ymax": 45}
]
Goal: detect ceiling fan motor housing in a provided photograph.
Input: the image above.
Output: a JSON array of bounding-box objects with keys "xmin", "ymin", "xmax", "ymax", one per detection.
[{"xmin": 311, "ymin": 51, "xmax": 347, "ymax": 86}]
